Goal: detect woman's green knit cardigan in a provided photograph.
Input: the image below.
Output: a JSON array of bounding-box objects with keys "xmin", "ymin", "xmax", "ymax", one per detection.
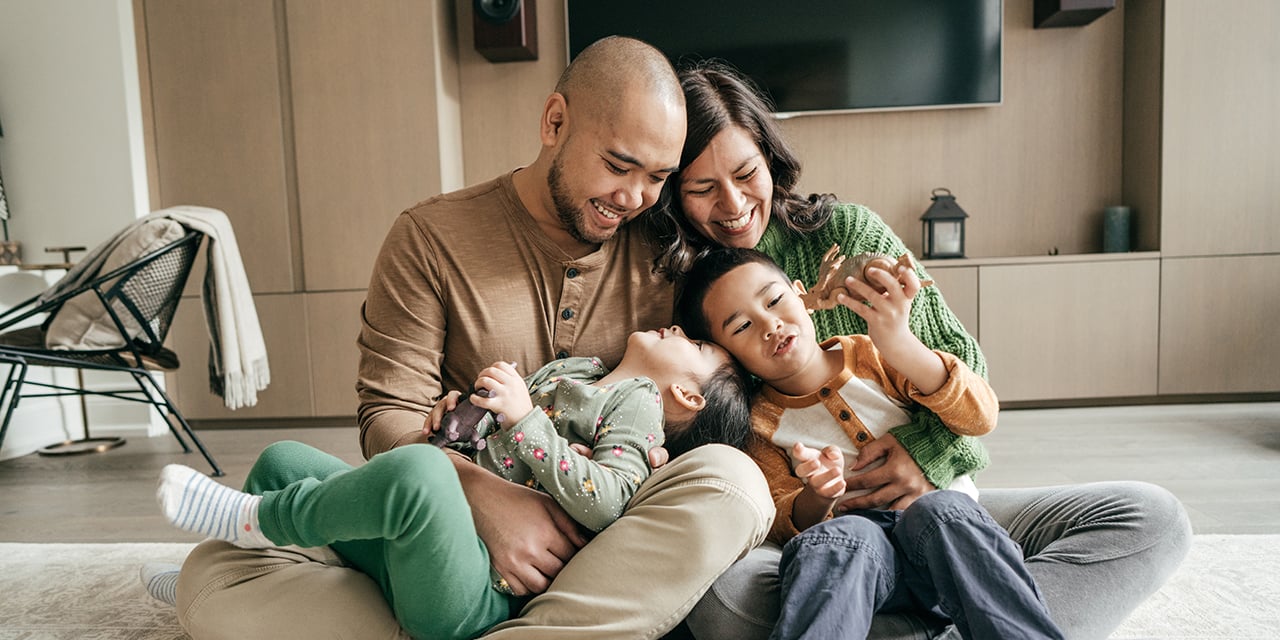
[{"xmin": 755, "ymin": 203, "xmax": 989, "ymax": 490}]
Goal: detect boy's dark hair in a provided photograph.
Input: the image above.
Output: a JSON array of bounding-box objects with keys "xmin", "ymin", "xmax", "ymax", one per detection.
[
  {"xmin": 675, "ymin": 247, "xmax": 789, "ymax": 343},
  {"xmin": 663, "ymin": 357, "xmax": 754, "ymax": 457}
]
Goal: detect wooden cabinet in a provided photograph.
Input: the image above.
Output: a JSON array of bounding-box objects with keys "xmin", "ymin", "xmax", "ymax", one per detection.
[
  {"xmin": 168, "ymin": 294, "xmax": 314, "ymax": 420},
  {"xmin": 977, "ymin": 257, "xmax": 1160, "ymax": 402},
  {"xmin": 305, "ymin": 291, "xmax": 367, "ymax": 417},
  {"xmin": 1159, "ymin": 255, "xmax": 1280, "ymax": 394},
  {"xmin": 924, "ymin": 265, "xmax": 979, "ymax": 341}
]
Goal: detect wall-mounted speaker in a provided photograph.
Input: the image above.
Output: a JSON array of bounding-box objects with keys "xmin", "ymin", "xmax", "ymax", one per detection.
[
  {"xmin": 474, "ymin": 0, "xmax": 538, "ymax": 62},
  {"xmin": 1034, "ymin": 0, "xmax": 1115, "ymax": 28}
]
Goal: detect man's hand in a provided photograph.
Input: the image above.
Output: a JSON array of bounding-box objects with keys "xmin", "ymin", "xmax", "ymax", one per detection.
[
  {"xmin": 835, "ymin": 434, "xmax": 935, "ymax": 511},
  {"xmin": 458, "ymin": 463, "xmax": 588, "ymax": 595},
  {"xmin": 423, "ymin": 390, "xmax": 462, "ymax": 435}
]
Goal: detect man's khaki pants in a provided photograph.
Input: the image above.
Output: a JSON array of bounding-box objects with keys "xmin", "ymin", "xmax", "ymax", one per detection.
[{"xmin": 177, "ymin": 444, "xmax": 773, "ymax": 640}]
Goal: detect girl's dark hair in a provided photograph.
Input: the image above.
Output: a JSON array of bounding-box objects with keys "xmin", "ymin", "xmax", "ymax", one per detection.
[
  {"xmin": 663, "ymin": 358, "xmax": 754, "ymax": 457},
  {"xmin": 649, "ymin": 59, "xmax": 838, "ymax": 279},
  {"xmin": 675, "ymin": 247, "xmax": 788, "ymax": 344}
]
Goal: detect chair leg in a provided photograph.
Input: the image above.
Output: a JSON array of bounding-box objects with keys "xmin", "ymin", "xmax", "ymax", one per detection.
[
  {"xmin": 133, "ymin": 371, "xmax": 224, "ymax": 477},
  {"xmin": 0, "ymin": 358, "xmax": 29, "ymax": 453},
  {"xmin": 130, "ymin": 371, "xmax": 192, "ymax": 455}
]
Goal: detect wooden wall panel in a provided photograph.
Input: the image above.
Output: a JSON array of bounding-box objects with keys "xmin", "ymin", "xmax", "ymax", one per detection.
[
  {"xmin": 455, "ymin": 2, "xmax": 1129, "ymax": 260},
  {"xmin": 286, "ymin": 0, "xmax": 460, "ymax": 291},
  {"xmin": 142, "ymin": 0, "xmax": 295, "ymax": 293},
  {"xmin": 456, "ymin": 0, "xmax": 563, "ymax": 185},
  {"xmin": 1160, "ymin": 0, "xmax": 1280, "ymax": 257},
  {"xmin": 1121, "ymin": 0, "xmax": 1164, "ymax": 253}
]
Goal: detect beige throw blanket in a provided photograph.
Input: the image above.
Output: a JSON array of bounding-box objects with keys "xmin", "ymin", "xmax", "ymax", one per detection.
[
  {"xmin": 161, "ymin": 206, "xmax": 269, "ymax": 409},
  {"xmin": 42, "ymin": 206, "xmax": 269, "ymax": 409}
]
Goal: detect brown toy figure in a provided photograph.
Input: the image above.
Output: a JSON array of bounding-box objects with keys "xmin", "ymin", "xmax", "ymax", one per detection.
[
  {"xmin": 428, "ymin": 388, "xmax": 496, "ymax": 452},
  {"xmin": 796, "ymin": 244, "xmax": 934, "ymax": 311}
]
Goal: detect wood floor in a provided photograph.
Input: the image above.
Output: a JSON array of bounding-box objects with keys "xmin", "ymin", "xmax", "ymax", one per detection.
[{"xmin": 1, "ymin": 401, "xmax": 1277, "ymax": 542}]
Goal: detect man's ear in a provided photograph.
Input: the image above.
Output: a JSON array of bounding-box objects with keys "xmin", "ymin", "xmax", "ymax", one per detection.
[
  {"xmin": 668, "ymin": 383, "xmax": 706, "ymax": 412},
  {"xmin": 540, "ymin": 93, "xmax": 568, "ymax": 147}
]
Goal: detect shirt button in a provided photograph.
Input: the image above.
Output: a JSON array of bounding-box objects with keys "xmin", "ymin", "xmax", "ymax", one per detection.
[
  {"xmin": 561, "ymin": 308, "xmax": 574, "ymax": 320},
  {"xmin": 856, "ymin": 432, "xmax": 868, "ymax": 442},
  {"xmin": 819, "ymin": 388, "xmax": 831, "ymax": 397},
  {"xmin": 566, "ymin": 267, "xmax": 580, "ymax": 278},
  {"xmin": 839, "ymin": 410, "xmax": 851, "ymax": 421},
  {"xmin": 556, "ymin": 350, "xmax": 569, "ymax": 359}
]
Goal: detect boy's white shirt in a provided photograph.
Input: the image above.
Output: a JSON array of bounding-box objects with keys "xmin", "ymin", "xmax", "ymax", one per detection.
[{"xmin": 770, "ymin": 342, "xmax": 979, "ymax": 503}]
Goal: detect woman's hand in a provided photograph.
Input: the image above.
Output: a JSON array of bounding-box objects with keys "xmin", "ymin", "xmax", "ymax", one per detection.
[
  {"xmin": 835, "ymin": 434, "xmax": 935, "ymax": 511},
  {"xmin": 471, "ymin": 361, "xmax": 534, "ymax": 429},
  {"xmin": 423, "ymin": 389, "xmax": 462, "ymax": 435}
]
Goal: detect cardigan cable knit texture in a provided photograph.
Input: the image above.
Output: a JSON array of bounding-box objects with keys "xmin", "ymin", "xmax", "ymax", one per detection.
[{"xmin": 755, "ymin": 203, "xmax": 989, "ymax": 489}]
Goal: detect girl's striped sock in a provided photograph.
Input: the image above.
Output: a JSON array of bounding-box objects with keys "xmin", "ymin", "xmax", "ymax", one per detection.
[
  {"xmin": 157, "ymin": 464, "xmax": 271, "ymax": 548},
  {"xmin": 139, "ymin": 563, "xmax": 181, "ymax": 605}
]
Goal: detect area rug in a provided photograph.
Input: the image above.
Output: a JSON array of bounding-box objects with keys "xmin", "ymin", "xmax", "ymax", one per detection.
[{"xmin": 0, "ymin": 536, "xmax": 1277, "ymax": 639}]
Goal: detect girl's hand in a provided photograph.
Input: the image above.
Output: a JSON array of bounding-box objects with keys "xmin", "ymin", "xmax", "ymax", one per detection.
[
  {"xmin": 472, "ymin": 361, "xmax": 535, "ymax": 429},
  {"xmin": 424, "ymin": 390, "xmax": 463, "ymax": 435},
  {"xmin": 838, "ymin": 264, "xmax": 920, "ymax": 344},
  {"xmin": 792, "ymin": 442, "xmax": 846, "ymax": 500}
]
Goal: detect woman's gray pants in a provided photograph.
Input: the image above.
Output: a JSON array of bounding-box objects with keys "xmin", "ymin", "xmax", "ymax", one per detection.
[{"xmin": 686, "ymin": 481, "xmax": 1192, "ymax": 640}]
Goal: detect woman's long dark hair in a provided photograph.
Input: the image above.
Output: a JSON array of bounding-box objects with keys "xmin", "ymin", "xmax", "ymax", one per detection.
[{"xmin": 649, "ymin": 59, "xmax": 837, "ymax": 279}]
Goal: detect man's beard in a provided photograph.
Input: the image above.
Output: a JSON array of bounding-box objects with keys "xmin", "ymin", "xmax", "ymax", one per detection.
[{"xmin": 548, "ymin": 151, "xmax": 612, "ymax": 245}]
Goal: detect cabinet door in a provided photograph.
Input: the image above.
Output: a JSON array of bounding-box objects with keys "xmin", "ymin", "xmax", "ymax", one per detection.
[
  {"xmin": 285, "ymin": 0, "xmax": 456, "ymax": 291},
  {"xmin": 1161, "ymin": 0, "xmax": 1280, "ymax": 257},
  {"xmin": 925, "ymin": 266, "xmax": 979, "ymax": 342},
  {"xmin": 143, "ymin": 0, "xmax": 296, "ymax": 294},
  {"xmin": 979, "ymin": 259, "xmax": 1159, "ymax": 402},
  {"xmin": 1159, "ymin": 255, "xmax": 1280, "ymax": 394},
  {"xmin": 305, "ymin": 291, "xmax": 366, "ymax": 418},
  {"xmin": 166, "ymin": 293, "xmax": 314, "ymax": 419}
]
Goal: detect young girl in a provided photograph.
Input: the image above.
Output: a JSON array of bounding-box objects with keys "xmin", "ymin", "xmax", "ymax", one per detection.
[
  {"xmin": 676, "ymin": 247, "xmax": 1063, "ymax": 640},
  {"xmin": 154, "ymin": 325, "xmax": 751, "ymax": 640}
]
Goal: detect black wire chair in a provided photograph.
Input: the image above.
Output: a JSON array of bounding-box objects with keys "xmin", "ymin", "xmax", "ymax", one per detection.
[{"xmin": 0, "ymin": 228, "xmax": 223, "ymax": 476}]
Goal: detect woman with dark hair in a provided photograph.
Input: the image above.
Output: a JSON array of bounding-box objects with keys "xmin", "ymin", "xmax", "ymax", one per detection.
[{"xmin": 657, "ymin": 59, "xmax": 1191, "ymax": 640}]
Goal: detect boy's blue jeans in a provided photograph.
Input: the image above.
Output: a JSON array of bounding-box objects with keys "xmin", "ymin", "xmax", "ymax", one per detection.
[{"xmin": 771, "ymin": 491, "xmax": 1063, "ymax": 640}]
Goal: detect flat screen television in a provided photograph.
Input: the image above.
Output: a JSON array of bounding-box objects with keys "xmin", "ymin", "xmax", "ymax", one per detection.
[{"xmin": 565, "ymin": 0, "xmax": 1003, "ymax": 118}]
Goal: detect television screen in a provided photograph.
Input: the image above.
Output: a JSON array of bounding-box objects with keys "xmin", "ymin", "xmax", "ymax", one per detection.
[{"xmin": 566, "ymin": 0, "xmax": 1003, "ymax": 117}]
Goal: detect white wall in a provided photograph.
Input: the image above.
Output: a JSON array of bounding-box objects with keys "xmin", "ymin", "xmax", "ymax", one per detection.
[{"xmin": 0, "ymin": 0, "xmax": 152, "ymax": 459}]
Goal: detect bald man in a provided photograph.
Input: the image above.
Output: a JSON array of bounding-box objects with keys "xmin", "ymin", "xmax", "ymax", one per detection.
[{"xmin": 172, "ymin": 36, "xmax": 773, "ymax": 640}]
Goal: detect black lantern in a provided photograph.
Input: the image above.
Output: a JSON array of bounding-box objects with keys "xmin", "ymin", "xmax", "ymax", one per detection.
[{"xmin": 920, "ymin": 187, "xmax": 968, "ymax": 259}]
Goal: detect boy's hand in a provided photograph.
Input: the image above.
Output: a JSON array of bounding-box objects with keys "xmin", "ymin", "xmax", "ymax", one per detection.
[
  {"xmin": 792, "ymin": 442, "xmax": 846, "ymax": 499},
  {"xmin": 424, "ymin": 390, "xmax": 463, "ymax": 435},
  {"xmin": 838, "ymin": 264, "xmax": 920, "ymax": 344},
  {"xmin": 472, "ymin": 361, "xmax": 534, "ymax": 429}
]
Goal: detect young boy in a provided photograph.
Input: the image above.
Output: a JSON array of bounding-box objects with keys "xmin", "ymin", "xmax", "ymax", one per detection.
[
  {"xmin": 153, "ymin": 325, "xmax": 751, "ymax": 640},
  {"xmin": 676, "ymin": 247, "xmax": 1063, "ymax": 640}
]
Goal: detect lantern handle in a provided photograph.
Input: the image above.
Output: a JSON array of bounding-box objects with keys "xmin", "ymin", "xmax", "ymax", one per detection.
[{"xmin": 931, "ymin": 187, "xmax": 953, "ymax": 198}]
